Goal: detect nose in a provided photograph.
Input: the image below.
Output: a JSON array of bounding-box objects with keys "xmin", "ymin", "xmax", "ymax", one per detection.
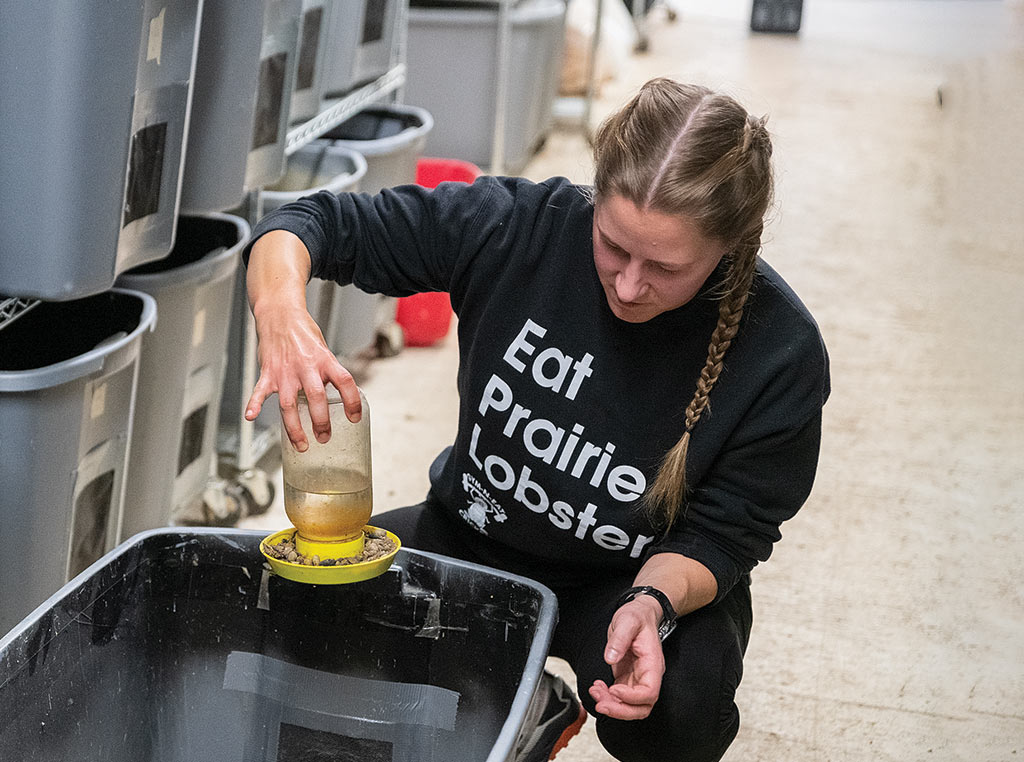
[{"xmin": 615, "ymin": 259, "xmax": 647, "ymax": 302}]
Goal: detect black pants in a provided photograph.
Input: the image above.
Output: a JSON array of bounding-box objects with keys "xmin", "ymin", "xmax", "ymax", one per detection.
[{"xmin": 373, "ymin": 500, "xmax": 754, "ymax": 762}]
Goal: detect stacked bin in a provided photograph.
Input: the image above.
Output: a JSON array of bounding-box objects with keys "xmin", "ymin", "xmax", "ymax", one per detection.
[
  {"xmin": 116, "ymin": 214, "xmax": 251, "ymax": 540},
  {"xmin": 0, "ymin": 0, "xmax": 201, "ymax": 638},
  {"xmin": 0, "ymin": 291, "xmax": 157, "ymax": 637},
  {"xmin": 0, "ymin": 530, "xmax": 558, "ymax": 762},
  {"xmin": 314, "ymin": 103, "xmax": 435, "ymax": 359},
  {"xmin": 221, "ymin": 146, "xmax": 368, "ymax": 433},
  {"xmin": 245, "ymin": 0, "xmax": 304, "ymax": 192},
  {"xmin": 317, "ymin": 103, "xmax": 434, "ymax": 195},
  {"xmin": 404, "ymin": 0, "xmax": 566, "ymax": 173},
  {"xmin": 115, "ymin": 0, "xmax": 204, "ymax": 271},
  {"xmin": 290, "ymin": 0, "xmax": 334, "ymax": 123},
  {"xmin": 179, "ymin": 0, "xmax": 269, "ymax": 215},
  {"xmin": 321, "ymin": 0, "xmax": 364, "ymax": 97},
  {"xmin": 0, "ymin": 0, "xmax": 145, "ymax": 299},
  {"xmin": 351, "ymin": 0, "xmax": 403, "ymax": 87},
  {"xmin": 0, "ymin": 0, "xmax": 202, "ymax": 300},
  {"xmin": 321, "ymin": 0, "xmax": 403, "ymax": 97}
]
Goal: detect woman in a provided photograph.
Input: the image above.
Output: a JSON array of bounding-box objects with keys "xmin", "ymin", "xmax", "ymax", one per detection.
[{"xmin": 243, "ymin": 78, "xmax": 830, "ymax": 761}]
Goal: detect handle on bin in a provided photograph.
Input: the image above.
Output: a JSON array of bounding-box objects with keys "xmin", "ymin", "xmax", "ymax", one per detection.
[
  {"xmin": 0, "ymin": 289, "xmax": 157, "ymax": 392},
  {"xmin": 0, "ymin": 351, "xmax": 106, "ymax": 392}
]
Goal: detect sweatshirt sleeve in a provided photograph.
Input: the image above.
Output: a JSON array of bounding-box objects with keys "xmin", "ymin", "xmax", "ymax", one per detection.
[
  {"xmin": 647, "ymin": 286, "xmax": 831, "ymax": 605},
  {"xmin": 647, "ymin": 409, "xmax": 825, "ymax": 605},
  {"xmin": 241, "ymin": 177, "xmax": 521, "ymax": 298}
]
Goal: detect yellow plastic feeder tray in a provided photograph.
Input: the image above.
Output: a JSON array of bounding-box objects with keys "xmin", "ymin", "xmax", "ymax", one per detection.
[{"xmin": 260, "ymin": 526, "xmax": 401, "ymax": 585}]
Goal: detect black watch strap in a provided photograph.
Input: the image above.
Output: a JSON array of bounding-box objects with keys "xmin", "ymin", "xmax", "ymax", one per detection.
[{"xmin": 615, "ymin": 585, "xmax": 678, "ymax": 642}]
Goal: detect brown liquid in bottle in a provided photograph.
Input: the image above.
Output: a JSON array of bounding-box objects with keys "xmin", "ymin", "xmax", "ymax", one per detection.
[{"xmin": 284, "ymin": 467, "xmax": 372, "ymax": 542}]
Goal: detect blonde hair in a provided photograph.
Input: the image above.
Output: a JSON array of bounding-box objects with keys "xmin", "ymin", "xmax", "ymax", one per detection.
[{"xmin": 593, "ymin": 78, "xmax": 775, "ymax": 528}]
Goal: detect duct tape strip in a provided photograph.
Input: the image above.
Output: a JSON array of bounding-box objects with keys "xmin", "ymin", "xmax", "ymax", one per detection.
[{"xmin": 223, "ymin": 651, "xmax": 460, "ymax": 731}]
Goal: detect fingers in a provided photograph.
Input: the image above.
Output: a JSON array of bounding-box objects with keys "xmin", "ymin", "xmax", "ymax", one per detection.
[
  {"xmin": 302, "ymin": 375, "xmax": 332, "ymax": 444},
  {"xmin": 588, "ymin": 681, "xmax": 654, "ymax": 721},
  {"xmin": 608, "ymin": 675, "xmax": 661, "ymax": 705},
  {"xmin": 278, "ymin": 368, "xmax": 351, "ymax": 452},
  {"xmin": 246, "ymin": 368, "xmax": 314, "ymax": 452},
  {"xmin": 277, "ymin": 383, "xmax": 309, "ymax": 452},
  {"xmin": 245, "ymin": 377, "xmax": 272, "ymax": 421},
  {"xmin": 596, "ymin": 662, "xmax": 662, "ymax": 712},
  {"xmin": 325, "ymin": 363, "xmax": 361, "ymax": 423}
]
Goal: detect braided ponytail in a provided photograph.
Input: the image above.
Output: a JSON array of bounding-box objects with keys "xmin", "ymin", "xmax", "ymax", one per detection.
[
  {"xmin": 593, "ymin": 78, "xmax": 775, "ymax": 529},
  {"xmin": 643, "ymin": 230, "xmax": 762, "ymax": 526}
]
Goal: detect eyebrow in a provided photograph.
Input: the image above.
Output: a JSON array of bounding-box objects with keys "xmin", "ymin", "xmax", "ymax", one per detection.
[
  {"xmin": 596, "ymin": 221, "xmax": 683, "ymax": 270},
  {"xmin": 595, "ymin": 221, "xmax": 627, "ymax": 252}
]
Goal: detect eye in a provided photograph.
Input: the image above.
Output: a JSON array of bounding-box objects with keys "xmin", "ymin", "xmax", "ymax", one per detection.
[{"xmin": 602, "ymin": 239, "xmax": 628, "ymax": 258}]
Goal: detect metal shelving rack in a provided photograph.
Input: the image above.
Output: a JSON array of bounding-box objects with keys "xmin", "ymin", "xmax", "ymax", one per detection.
[
  {"xmin": 489, "ymin": 0, "xmax": 515, "ymax": 174},
  {"xmin": 284, "ymin": 63, "xmax": 407, "ymax": 156},
  {"xmin": 550, "ymin": 0, "xmax": 604, "ymax": 144},
  {"xmin": 0, "ymin": 297, "xmax": 40, "ymax": 332}
]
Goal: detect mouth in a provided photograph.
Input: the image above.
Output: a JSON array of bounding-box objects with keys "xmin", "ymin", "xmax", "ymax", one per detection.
[
  {"xmin": 604, "ymin": 292, "xmax": 652, "ymax": 323},
  {"xmin": 608, "ymin": 291, "xmax": 645, "ymax": 310}
]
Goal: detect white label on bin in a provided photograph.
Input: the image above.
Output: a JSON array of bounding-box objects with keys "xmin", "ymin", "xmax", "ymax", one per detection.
[
  {"xmin": 192, "ymin": 308, "xmax": 206, "ymax": 348},
  {"xmin": 147, "ymin": 8, "xmax": 165, "ymax": 65},
  {"xmin": 91, "ymin": 382, "xmax": 107, "ymax": 420}
]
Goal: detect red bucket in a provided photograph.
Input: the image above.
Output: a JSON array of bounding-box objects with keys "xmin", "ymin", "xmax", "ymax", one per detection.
[
  {"xmin": 397, "ymin": 159, "xmax": 483, "ymax": 347},
  {"xmin": 415, "ymin": 157, "xmax": 483, "ymax": 188}
]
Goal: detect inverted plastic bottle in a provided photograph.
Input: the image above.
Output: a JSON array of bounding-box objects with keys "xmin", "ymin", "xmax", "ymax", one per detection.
[{"xmin": 281, "ymin": 388, "xmax": 372, "ymax": 559}]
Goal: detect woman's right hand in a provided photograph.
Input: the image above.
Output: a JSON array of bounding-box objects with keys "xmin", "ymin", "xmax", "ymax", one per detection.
[{"xmin": 244, "ymin": 230, "xmax": 363, "ymax": 451}]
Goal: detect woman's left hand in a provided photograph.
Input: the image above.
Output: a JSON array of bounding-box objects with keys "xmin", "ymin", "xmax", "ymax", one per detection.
[{"xmin": 588, "ymin": 596, "xmax": 666, "ymax": 720}]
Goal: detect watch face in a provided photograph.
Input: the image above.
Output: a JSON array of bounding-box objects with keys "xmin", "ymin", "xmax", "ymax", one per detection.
[{"xmin": 658, "ymin": 619, "xmax": 678, "ymax": 642}]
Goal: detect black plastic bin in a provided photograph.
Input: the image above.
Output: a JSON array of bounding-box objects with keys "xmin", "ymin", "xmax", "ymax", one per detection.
[
  {"xmin": 0, "ymin": 529, "xmax": 558, "ymax": 762},
  {"xmin": 751, "ymin": 0, "xmax": 803, "ymax": 33}
]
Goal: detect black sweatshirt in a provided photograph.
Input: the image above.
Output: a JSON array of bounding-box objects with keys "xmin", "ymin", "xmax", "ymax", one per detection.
[{"xmin": 244, "ymin": 176, "xmax": 831, "ymax": 602}]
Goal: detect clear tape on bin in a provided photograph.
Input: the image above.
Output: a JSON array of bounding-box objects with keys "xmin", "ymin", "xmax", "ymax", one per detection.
[{"xmin": 223, "ymin": 651, "xmax": 461, "ymax": 760}]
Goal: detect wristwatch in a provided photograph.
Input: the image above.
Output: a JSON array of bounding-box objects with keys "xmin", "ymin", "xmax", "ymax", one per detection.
[{"xmin": 615, "ymin": 585, "xmax": 678, "ymax": 642}]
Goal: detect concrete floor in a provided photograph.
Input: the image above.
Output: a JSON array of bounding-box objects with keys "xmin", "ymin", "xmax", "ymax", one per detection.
[{"xmin": 240, "ymin": 1, "xmax": 1024, "ymax": 758}]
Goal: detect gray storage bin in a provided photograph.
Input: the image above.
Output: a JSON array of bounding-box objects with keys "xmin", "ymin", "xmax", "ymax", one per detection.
[
  {"xmin": 0, "ymin": 0, "xmax": 144, "ymax": 299},
  {"xmin": 352, "ymin": 0, "xmax": 403, "ymax": 87},
  {"xmin": 261, "ymin": 143, "xmax": 369, "ymax": 209},
  {"xmin": 245, "ymin": 0, "xmax": 305, "ymax": 192},
  {"xmin": 115, "ymin": 0, "xmax": 204, "ymax": 273},
  {"xmin": 404, "ymin": 0, "xmax": 566, "ymax": 173},
  {"xmin": 180, "ymin": 0, "xmax": 268, "ymax": 215},
  {"xmin": 290, "ymin": 0, "xmax": 333, "ymax": 123},
  {"xmin": 0, "ymin": 290, "xmax": 157, "ymax": 637},
  {"xmin": 321, "ymin": 0, "xmax": 367, "ymax": 97},
  {"xmin": 317, "ymin": 103, "xmax": 433, "ymax": 194},
  {"xmin": 0, "ymin": 530, "xmax": 558, "ymax": 762},
  {"xmin": 225, "ymin": 145, "xmax": 368, "ymax": 433},
  {"xmin": 116, "ymin": 214, "xmax": 250, "ymax": 541}
]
